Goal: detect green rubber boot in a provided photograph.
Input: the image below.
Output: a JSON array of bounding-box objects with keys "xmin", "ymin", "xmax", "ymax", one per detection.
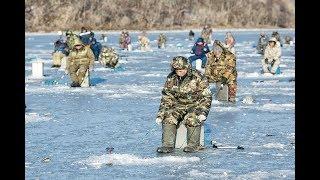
[
  {"xmin": 183, "ymin": 125, "xmax": 201, "ymax": 153},
  {"xmin": 157, "ymin": 123, "xmax": 177, "ymax": 153}
]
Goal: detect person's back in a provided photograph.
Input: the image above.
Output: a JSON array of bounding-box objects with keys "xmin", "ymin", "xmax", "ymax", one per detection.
[
  {"xmin": 119, "ymin": 32, "xmax": 126, "ymax": 48},
  {"xmin": 284, "ymin": 35, "xmax": 293, "ymax": 44},
  {"xmin": 79, "ymin": 31, "xmax": 92, "ymax": 45},
  {"xmin": 99, "ymin": 47, "xmax": 119, "ymax": 68},
  {"xmin": 189, "ymin": 30, "xmax": 195, "ymax": 40},
  {"xmin": 189, "ymin": 30, "xmax": 195, "ymax": 37},
  {"xmin": 272, "ymin": 31, "xmax": 282, "ymax": 46},
  {"xmin": 139, "ymin": 35, "xmax": 150, "ymax": 47},
  {"xmin": 54, "ymin": 39, "xmax": 68, "ymax": 54},
  {"xmin": 158, "ymin": 34, "xmax": 167, "ymax": 48},
  {"xmin": 125, "ymin": 33, "xmax": 131, "ymax": 45},
  {"xmin": 224, "ymin": 32, "xmax": 236, "ymax": 55},
  {"xmin": 201, "ymin": 26, "xmax": 212, "ymax": 44},
  {"xmin": 92, "ymin": 39, "xmax": 101, "ymax": 58}
]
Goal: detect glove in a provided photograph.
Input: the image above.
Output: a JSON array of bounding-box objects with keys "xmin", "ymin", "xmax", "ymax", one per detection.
[
  {"xmin": 156, "ymin": 118, "xmax": 162, "ymax": 125},
  {"xmin": 198, "ymin": 115, "xmax": 206, "ymax": 122}
]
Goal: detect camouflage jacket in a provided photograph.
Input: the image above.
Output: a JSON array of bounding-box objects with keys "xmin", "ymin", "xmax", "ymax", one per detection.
[
  {"xmin": 257, "ymin": 36, "xmax": 269, "ymax": 50},
  {"xmin": 201, "ymin": 29, "xmax": 212, "ymax": 43},
  {"xmin": 158, "ymin": 34, "xmax": 167, "ymax": 45},
  {"xmin": 99, "ymin": 47, "xmax": 119, "ymax": 67},
  {"xmin": 204, "ymin": 50, "xmax": 237, "ymax": 84},
  {"xmin": 119, "ymin": 33, "xmax": 125, "ymax": 44},
  {"xmin": 68, "ymin": 45, "xmax": 95, "ymax": 67},
  {"xmin": 263, "ymin": 42, "xmax": 281, "ymax": 61},
  {"xmin": 138, "ymin": 36, "xmax": 150, "ymax": 47},
  {"xmin": 157, "ymin": 69, "xmax": 212, "ymax": 119},
  {"xmin": 272, "ymin": 33, "xmax": 281, "ymax": 43}
]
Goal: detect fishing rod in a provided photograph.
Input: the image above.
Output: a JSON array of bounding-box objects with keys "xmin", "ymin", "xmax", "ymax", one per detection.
[{"xmin": 211, "ymin": 141, "xmax": 244, "ymax": 150}]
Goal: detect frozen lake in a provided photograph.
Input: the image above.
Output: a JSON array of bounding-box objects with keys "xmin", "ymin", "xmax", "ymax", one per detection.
[{"xmin": 25, "ymin": 29, "xmax": 295, "ymax": 179}]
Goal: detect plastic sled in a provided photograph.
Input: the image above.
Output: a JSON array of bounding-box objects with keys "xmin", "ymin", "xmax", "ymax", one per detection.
[
  {"xmin": 175, "ymin": 123, "xmax": 204, "ymax": 149},
  {"xmin": 215, "ymin": 82, "xmax": 229, "ymax": 101}
]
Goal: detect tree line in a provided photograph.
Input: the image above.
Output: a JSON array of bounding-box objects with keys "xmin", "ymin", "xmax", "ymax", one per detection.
[{"xmin": 25, "ymin": 0, "xmax": 295, "ymax": 32}]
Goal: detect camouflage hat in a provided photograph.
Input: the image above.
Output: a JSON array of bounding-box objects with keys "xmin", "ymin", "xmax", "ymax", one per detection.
[
  {"xmin": 73, "ymin": 37, "xmax": 84, "ymax": 47},
  {"xmin": 213, "ymin": 45, "xmax": 223, "ymax": 52},
  {"xmin": 65, "ymin": 30, "xmax": 74, "ymax": 36},
  {"xmin": 171, "ymin": 56, "xmax": 190, "ymax": 70}
]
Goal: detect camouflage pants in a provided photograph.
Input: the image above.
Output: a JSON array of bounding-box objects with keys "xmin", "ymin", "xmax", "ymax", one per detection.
[
  {"xmin": 162, "ymin": 106, "xmax": 203, "ymax": 127},
  {"xmin": 52, "ymin": 51, "xmax": 65, "ymax": 66},
  {"xmin": 69, "ymin": 61, "xmax": 89, "ymax": 84}
]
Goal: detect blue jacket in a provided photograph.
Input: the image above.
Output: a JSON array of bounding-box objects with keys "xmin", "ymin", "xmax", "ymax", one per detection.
[
  {"xmin": 90, "ymin": 38, "xmax": 102, "ymax": 60},
  {"xmin": 54, "ymin": 39, "xmax": 68, "ymax": 55},
  {"xmin": 191, "ymin": 38, "xmax": 210, "ymax": 56},
  {"xmin": 79, "ymin": 34, "xmax": 92, "ymax": 45}
]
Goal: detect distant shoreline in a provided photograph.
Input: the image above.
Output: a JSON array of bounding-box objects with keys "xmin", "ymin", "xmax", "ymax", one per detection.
[{"xmin": 25, "ymin": 28, "xmax": 295, "ymax": 36}]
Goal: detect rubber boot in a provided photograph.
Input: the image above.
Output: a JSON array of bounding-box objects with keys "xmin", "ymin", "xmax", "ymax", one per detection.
[
  {"xmin": 157, "ymin": 123, "xmax": 177, "ymax": 153},
  {"xmin": 70, "ymin": 82, "xmax": 80, "ymax": 87},
  {"xmin": 183, "ymin": 125, "xmax": 201, "ymax": 153}
]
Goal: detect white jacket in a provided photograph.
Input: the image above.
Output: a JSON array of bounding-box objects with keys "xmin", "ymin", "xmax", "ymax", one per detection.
[{"xmin": 264, "ymin": 42, "xmax": 281, "ymax": 61}]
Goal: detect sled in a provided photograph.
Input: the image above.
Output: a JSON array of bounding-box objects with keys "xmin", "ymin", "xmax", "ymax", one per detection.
[
  {"xmin": 60, "ymin": 56, "xmax": 68, "ymax": 70},
  {"xmin": 215, "ymin": 82, "xmax": 229, "ymax": 101},
  {"xmin": 32, "ymin": 61, "xmax": 44, "ymax": 78},
  {"xmin": 127, "ymin": 44, "xmax": 132, "ymax": 51},
  {"xmin": 261, "ymin": 67, "xmax": 281, "ymax": 75},
  {"xmin": 175, "ymin": 123, "xmax": 204, "ymax": 149},
  {"xmin": 80, "ymin": 70, "xmax": 90, "ymax": 87},
  {"xmin": 275, "ymin": 67, "xmax": 281, "ymax": 74},
  {"xmin": 141, "ymin": 45, "xmax": 151, "ymax": 51},
  {"xmin": 159, "ymin": 43, "xmax": 165, "ymax": 49},
  {"xmin": 195, "ymin": 59, "xmax": 205, "ymax": 74}
]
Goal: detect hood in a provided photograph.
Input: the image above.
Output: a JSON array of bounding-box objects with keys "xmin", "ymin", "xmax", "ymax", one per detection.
[
  {"xmin": 73, "ymin": 37, "xmax": 84, "ymax": 47},
  {"xmin": 196, "ymin": 37, "xmax": 204, "ymax": 43}
]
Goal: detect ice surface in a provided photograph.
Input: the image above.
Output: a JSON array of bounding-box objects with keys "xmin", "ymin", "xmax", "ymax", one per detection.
[
  {"xmin": 263, "ymin": 143, "xmax": 286, "ymax": 149},
  {"xmin": 25, "ymin": 29, "xmax": 295, "ymax": 179},
  {"xmin": 25, "ymin": 112, "xmax": 53, "ymax": 124}
]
